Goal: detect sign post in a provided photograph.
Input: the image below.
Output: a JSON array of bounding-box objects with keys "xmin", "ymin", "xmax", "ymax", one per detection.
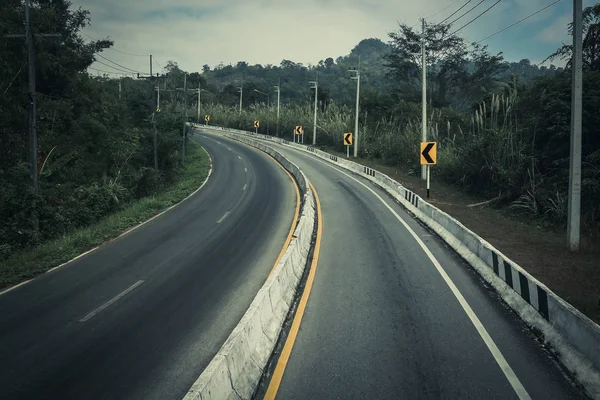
[
  {"xmin": 295, "ymin": 126, "xmax": 303, "ymax": 144},
  {"xmin": 204, "ymin": 115, "xmax": 210, "ymax": 126},
  {"xmin": 254, "ymin": 120, "xmax": 260, "ymax": 134},
  {"xmin": 420, "ymin": 142, "xmax": 437, "ymax": 198},
  {"xmin": 344, "ymin": 133, "xmax": 353, "ymax": 158}
]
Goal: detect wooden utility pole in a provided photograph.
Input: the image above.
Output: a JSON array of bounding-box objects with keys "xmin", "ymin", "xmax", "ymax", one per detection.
[
  {"xmin": 138, "ymin": 56, "xmax": 162, "ymax": 171},
  {"xmin": 4, "ymin": 0, "xmax": 60, "ymax": 233},
  {"xmin": 182, "ymin": 73, "xmax": 187, "ymax": 163}
]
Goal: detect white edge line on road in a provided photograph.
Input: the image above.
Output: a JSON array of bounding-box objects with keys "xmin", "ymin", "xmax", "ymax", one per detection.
[
  {"xmin": 79, "ymin": 280, "xmax": 144, "ymax": 322},
  {"xmin": 286, "ymin": 147, "xmax": 532, "ymax": 400},
  {"xmin": 0, "ymin": 147, "xmax": 214, "ymax": 297},
  {"xmin": 216, "ymin": 211, "xmax": 231, "ymax": 224}
]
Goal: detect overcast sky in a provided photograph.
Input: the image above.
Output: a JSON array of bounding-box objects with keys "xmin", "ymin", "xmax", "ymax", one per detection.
[{"xmin": 71, "ymin": 0, "xmax": 596, "ymax": 77}]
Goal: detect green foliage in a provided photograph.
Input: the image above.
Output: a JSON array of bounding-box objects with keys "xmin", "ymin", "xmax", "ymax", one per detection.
[
  {"xmin": 0, "ymin": 1, "xmax": 192, "ymax": 261},
  {"xmin": 0, "ymin": 143, "xmax": 210, "ymax": 287}
]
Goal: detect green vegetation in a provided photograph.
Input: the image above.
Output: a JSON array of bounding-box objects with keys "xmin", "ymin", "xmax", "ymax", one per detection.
[
  {"xmin": 0, "ymin": 142, "xmax": 209, "ymax": 288},
  {"xmin": 186, "ymin": 5, "xmax": 600, "ymax": 247},
  {"xmin": 1, "ymin": 1, "xmax": 204, "ymax": 274}
]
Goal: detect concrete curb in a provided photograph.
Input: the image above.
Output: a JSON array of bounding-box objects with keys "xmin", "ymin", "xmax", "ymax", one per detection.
[
  {"xmin": 209, "ymin": 125, "xmax": 600, "ymax": 399},
  {"xmin": 183, "ymin": 131, "xmax": 316, "ymax": 400}
]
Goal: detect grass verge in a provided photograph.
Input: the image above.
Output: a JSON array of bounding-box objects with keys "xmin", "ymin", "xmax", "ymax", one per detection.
[{"xmin": 0, "ymin": 142, "xmax": 211, "ymax": 290}]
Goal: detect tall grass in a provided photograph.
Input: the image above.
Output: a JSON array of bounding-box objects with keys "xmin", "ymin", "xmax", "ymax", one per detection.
[{"xmin": 200, "ymin": 89, "xmax": 548, "ymax": 210}]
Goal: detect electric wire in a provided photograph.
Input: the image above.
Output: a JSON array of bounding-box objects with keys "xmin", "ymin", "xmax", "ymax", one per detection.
[
  {"xmin": 473, "ymin": 0, "xmax": 561, "ymax": 44},
  {"xmin": 449, "ymin": 0, "xmax": 503, "ymax": 35}
]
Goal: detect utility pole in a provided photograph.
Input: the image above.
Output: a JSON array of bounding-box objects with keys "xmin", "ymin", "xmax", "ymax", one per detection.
[
  {"xmin": 309, "ymin": 73, "xmax": 318, "ymax": 145},
  {"xmin": 4, "ymin": 0, "xmax": 60, "ymax": 233},
  {"xmin": 182, "ymin": 73, "xmax": 187, "ymax": 163},
  {"xmin": 238, "ymin": 85, "xmax": 243, "ymax": 114},
  {"xmin": 138, "ymin": 70, "xmax": 161, "ymax": 170},
  {"xmin": 118, "ymin": 79, "xmax": 122, "ymax": 100},
  {"xmin": 157, "ymin": 81, "xmax": 161, "ymax": 110},
  {"xmin": 421, "ymin": 17, "xmax": 427, "ymax": 181},
  {"xmin": 150, "ymin": 54, "xmax": 153, "ymax": 76},
  {"xmin": 350, "ymin": 57, "xmax": 360, "ymax": 158},
  {"xmin": 197, "ymin": 82, "xmax": 201, "ymax": 124},
  {"xmin": 567, "ymin": 0, "xmax": 583, "ymax": 251},
  {"xmin": 274, "ymin": 80, "xmax": 281, "ymax": 137}
]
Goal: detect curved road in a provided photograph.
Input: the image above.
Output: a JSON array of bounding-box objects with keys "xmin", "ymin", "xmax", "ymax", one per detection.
[
  {"xmin": 201, "ymin": 131, "xmax": 588, "ymax": 400},
  {"xmin": 0, "ymin": 132, "xmax": 296, "ymax": 400}
]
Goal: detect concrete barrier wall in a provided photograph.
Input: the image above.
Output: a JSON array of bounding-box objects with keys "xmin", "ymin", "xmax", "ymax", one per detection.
[
  {"xmin": 183, "ymin": 131, "xmax": 316, "ymax": 400},
  {"xmin": 205, "ymin": 125, "xmax": 600, "ymax": 398}
]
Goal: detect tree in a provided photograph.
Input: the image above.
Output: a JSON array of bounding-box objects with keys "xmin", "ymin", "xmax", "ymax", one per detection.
[
  {"xmin": 546, "ymin": 3, "xmax": 600, "ymax": 71},
  {"xmin": 385, "ymin": 21, "xmax": 468, "ymax": 107}
]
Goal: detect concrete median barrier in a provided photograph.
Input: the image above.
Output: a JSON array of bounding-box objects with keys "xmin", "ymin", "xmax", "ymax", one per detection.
[{"xmin": 183, "ymin": 131, "xmax": 316, "ymax": 400}]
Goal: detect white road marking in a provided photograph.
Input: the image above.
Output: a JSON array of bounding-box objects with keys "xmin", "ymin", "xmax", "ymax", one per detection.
[
  {"xmin": 216, "ymin": 211, "xmax": 231, "ymax": 224},
  {"xmin": 0, "ymin": 148, "xmax": 214, "ymax": 297},
  {"xmin": 227, "ymin": 147, "xmax": 232, "ymax": 151},
  {"xmin": 288, "ymin": 148, "xmax": 532, "ymax": 400},
  {"xmin": 216, "ymin": 141, "xmax": 222, "ymax": 144},
  {"xmin": 79, "ymin": 280, "xmax": 145, "ymax": 322},
  {"xmin": 0, "ymin": 279, "xmax": 34, "ymax": 296},
  {"xmin": 243, "ymin": 184, "xmax": 247, "ymax": 191},
  {"xmin": 238, "ymin": 156, "xmax": 242, "ymax": 160},
  {"xmin": 245, "ymin": 167, "xmax": 248, "ymax": 172}
]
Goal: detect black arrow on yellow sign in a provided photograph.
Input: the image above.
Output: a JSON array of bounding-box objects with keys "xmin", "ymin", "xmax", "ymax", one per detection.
[
  {"xmin": 344, "ymin": 133, "xmax": 353, "ymax": 145},
  {"xmin": 420, "ymin": 142, "xmax": 437, "ymax": 165}
]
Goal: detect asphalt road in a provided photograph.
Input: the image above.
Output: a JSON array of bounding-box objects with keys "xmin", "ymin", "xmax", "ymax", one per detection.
[
  {"xmin": 223, "ymin": 135, "xmax": 588, "ymax": 400},
  {"xmin": 0, "ymin": 132, "xmax": 296, "ymax": 400}
]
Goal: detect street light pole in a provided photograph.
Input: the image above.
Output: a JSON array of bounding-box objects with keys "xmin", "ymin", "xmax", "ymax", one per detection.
[
  {"xmin": 197, "ymin": 82, "xmax": 201, "ymax": 124},
  {"xmin": 274, "ymin": 81, "xmax": 281, "ymax": 137},
  {"xmin": 421, "ymin": 17, "xmax": 427, "ymax": 181},
  {"xmin": 350, "ymin": 60, "xmax": 361, "ymax": 158},
  {"xmin": 309, "ymin": 73, "xmax": 318, "ymax": 145},
  {"xmin": 182, "ymin": 73, "xmax": 187, "ymax": 163}
]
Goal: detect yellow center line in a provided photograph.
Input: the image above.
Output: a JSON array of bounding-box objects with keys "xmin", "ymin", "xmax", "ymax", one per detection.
[{"xmin": 264, "ymin": 179, "xmax": 323, "ymax": 399}]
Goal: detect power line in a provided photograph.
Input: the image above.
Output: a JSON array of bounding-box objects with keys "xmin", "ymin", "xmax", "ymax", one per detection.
[
  {"xmin": 428, "ymin": 0, "xmax": 462, "ymax": 19},
  {"xmin": 447, "ymin": 0, "xmax": 486, "ymax": 26},
  {"xmin": 412, "ymin": 1, "xmax": 463, "ymax": 27},
  {"xmin": 450, "ymin": 0, "xmax": 503, "ymax": 35},
  {"xmin": 473, "ymin": 0, "xmax": 561, "ymax": 44},
  {"xmin": 438, "ymin": 0, "xmax": 474, "ymax": 25},
  {"xmin": 153, "ymin": 57, "xmax": 164, "ymax": 72},
  {"xmin": 82, "ymin": 32, "xmax": 148, "ymax": 57},
  {"xmin": 94, "ymin": 59, "xmax": 137, "ymax": 74},
  {"xmin": 87, "ymin": 67, "xmax": 133, "ymax": 76},
  {"xmin": 95, "ymin": 53, "xmax": 145, "ymax": 74}
]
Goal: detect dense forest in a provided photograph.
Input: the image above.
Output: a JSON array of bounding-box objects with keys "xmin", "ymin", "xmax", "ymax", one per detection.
[
  {"xmin": 1, "ymin": 0, "xmax": 600, "ymax": 260},
  {"xmin": 0, "ymin": 0, "xmax": 196, "ymax": 260}
]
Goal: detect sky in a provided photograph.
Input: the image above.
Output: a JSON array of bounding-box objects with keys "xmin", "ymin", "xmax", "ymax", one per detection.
[{"xmin": 70, "ymin": 0, "xmax": 598, "ymax": 77}]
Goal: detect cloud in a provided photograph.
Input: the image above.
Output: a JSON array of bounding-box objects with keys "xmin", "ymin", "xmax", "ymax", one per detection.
[{"xmin": 70, "ymin": 0, "xmax": 580, "ymax": 77}]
